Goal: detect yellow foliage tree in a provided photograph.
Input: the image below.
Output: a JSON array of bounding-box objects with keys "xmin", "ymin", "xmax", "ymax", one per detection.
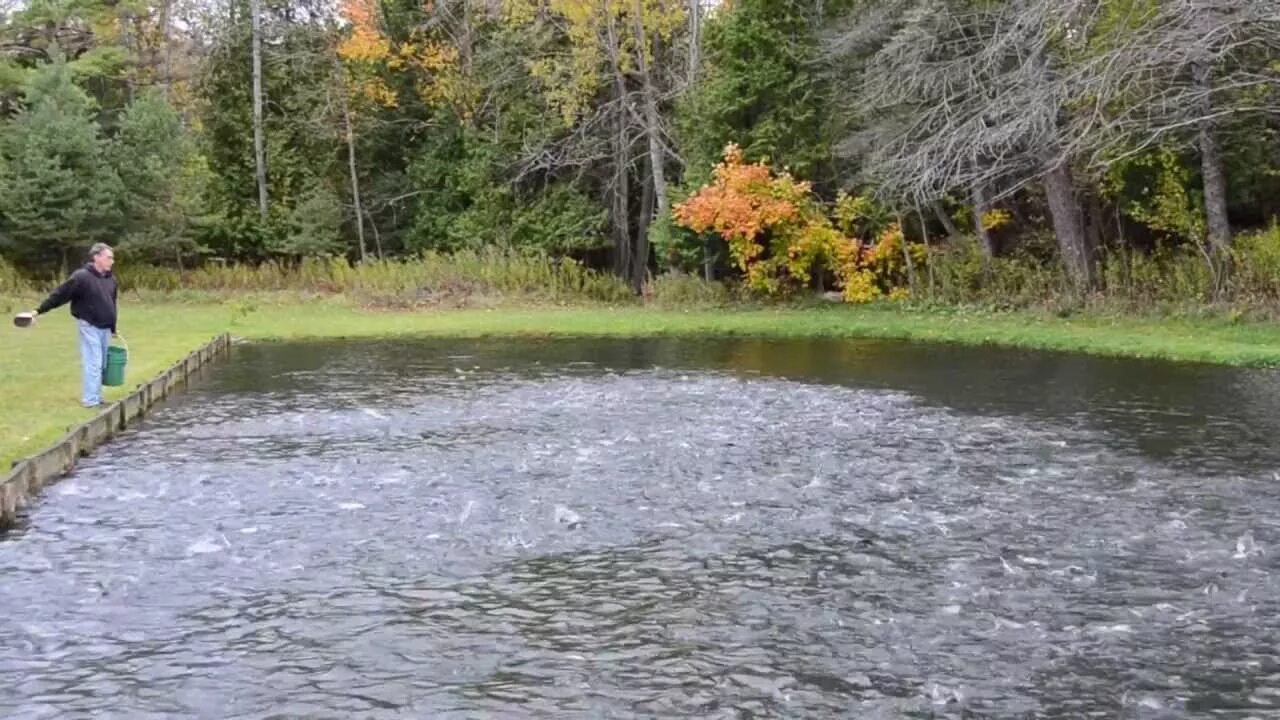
[
  {"xmin": 675, "ymin": 144, "xmax": 926, "ymax": 303},
  {"xmin": 337, "ymin": 0, "xmax": 475, "ymax": 116},
  {"xmin": 336, "ymin": 0, "xmax": 398, "ymax": 108},
  {"xmin": 503, "ymin": 0, "xmax": 686, "ymax": 126}
]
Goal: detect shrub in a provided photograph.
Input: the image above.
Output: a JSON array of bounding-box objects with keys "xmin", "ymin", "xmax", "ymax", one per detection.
[
  {"xmin": 673, "ymin": 144, "xmax": 925, "ymax": 302},
  {"xmin": 645, "ymin": 273, "xmax": 735, "ymax": 308}
]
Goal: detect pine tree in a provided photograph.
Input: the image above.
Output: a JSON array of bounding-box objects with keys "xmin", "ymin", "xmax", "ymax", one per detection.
[
  {"xmin": 111, "ymin": 89, "xmax": 210, "ymax": 267},
  {"xmin": 0, "ymin": 55, "xmax": 124, "ymax": 270},
  {"xmin": 664, "ymin": 0, "xmax": 833, "ymax": 276},
  {"xmin": 676, "ymin": 0, "xmax": 832, "ymax": 189}
]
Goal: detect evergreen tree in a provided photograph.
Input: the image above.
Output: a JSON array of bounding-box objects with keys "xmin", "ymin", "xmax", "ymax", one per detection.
[
  {"xmin": 676, "ymin": 0, "xmax": 832, "ymax": 189},
  {"xmin": 663, "ymin": 0, "xmax": 834, "ymax": 276},
  {"xmin": 195, "ymin": 13, "xmax": 340, "ymax": 259},
  {"xmin": 0, "ymin": 55, "xmax": 124, "ymax": 270},
  {"xmin": 111, "ymin": 89, "xmax": 210, "ymax": 266}
]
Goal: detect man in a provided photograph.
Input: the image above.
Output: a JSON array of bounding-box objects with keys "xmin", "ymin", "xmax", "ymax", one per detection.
[{"xmin": 29, "ymin": 244, "xmax": 119, "ymax": 408}]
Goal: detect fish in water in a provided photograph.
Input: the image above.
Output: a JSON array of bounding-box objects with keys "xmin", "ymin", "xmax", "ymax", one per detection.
[
  {"xmin": 1234, "ymin": 531, "xmax": 1263, "ymax": 559},
  {"xmin": 187, "ymin": 537, "xmax": 225, "ymax": 555},
  {"xmin": 554, "ymin": 505, "xmax": 583, "ymax": 528}
]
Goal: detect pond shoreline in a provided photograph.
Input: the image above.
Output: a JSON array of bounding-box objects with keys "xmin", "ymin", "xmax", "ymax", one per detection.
[
  {"xmin": 0, "ymin": 333, "xmax": 231, "ymax": 530},
  {"xmin": 229, "ymin": 301, "xmax": 1280, "ymax": 367},
  {"xmin": 5, "ymin": 297, "xmax": 1280, "ymax": 469}
]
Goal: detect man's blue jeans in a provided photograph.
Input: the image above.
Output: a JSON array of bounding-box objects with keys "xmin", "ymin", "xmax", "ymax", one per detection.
[{"xmin": 77, "ymin": 319, "xmax": 111, "ymax": 407}]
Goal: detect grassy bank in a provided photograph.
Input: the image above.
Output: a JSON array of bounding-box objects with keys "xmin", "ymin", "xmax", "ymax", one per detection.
[{"xmin": 5, "ymin": 295, "xmax": 1280, "ymax": 470}]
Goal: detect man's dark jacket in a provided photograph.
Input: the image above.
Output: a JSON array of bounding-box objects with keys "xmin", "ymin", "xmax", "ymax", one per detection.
[{"xmin": 37, "ymin": 264, "xmax": 118, "ymax": 333}]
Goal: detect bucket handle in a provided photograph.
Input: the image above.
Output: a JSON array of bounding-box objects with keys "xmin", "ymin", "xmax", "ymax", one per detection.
[{"xmin": 111, "ymin": 333, "xmax": 128, "ymax": 351}]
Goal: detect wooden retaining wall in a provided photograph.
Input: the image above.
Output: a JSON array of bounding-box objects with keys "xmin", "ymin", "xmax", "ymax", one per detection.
[{"xmin": 0, "ymin": 333, "xmax": 233, "ymax": 530}]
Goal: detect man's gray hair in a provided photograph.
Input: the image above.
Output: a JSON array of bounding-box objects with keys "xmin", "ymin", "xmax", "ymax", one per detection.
[{"xmin": 89, "ymin": 243, "xmax": 113, "ymax": 258}]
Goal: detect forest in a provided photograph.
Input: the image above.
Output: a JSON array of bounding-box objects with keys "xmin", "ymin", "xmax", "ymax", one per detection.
[{"xmin": 1, "ymin": 0, "xmax": 1278, "ymax": 308}]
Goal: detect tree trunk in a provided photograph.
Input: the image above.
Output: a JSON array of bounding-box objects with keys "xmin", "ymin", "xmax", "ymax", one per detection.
[
  {"xmin": 638, "ymin": 163, "xmax": 654, "ymax": 287},
  {"xmin": 1191, "ymin": 61, "xmax": 1231, "ymax": 297},
  {"xmin": 687, "ymin": 0, "xmax": 701, "ymax": 85},
  {"xmin": 930, "ymin": 200, "xmax": 962, "ymax": 243},
  {"xmin": 971, "ymin": 184, "xmax": 996, "ymax": 266},
  {"xmin": 613, "ymin": 114, "xmax": 635, "ymax": 287},
  {"xmin": 630, "ymin": 0, "xmax": 672, "ymax": 271},
  {"xmin": 693, "ymin": 14, "xmax": 715, "ymax": 294},
  {"xmin": 121, "ymin": 11, "xmax": 136, "ymax": 104},
  {"xmin": 896, "ymin": 212, "xmax": 918, "ymax": 291},
  {"xmin": 689, "ymin": 0, "xmax": 710, "ymax": 285},
  {"xmin": 459, "ymin": 0, "xmax": 476, "ymax": 127},
  {"xmin": 916, "ymin": 206, "xmax": 936, "ymax": 297},
  {"xmin": 604, "ymin": 13, "xmax": 635, "ymax": 289},
  {"xmin": 1200, "ymin": 119, "xmax": 1232, "ymax": 297},
  {"xmin": 337, "ymin": 69, "xmax": 367, "ymax": 262},
  {"xmin": 367, "ymin": 208, "xmax": 384, "ymax": 259},
  {"xmin": 461, "ymin": 0, "xmax": 473, "ymax": 71},
  {"xmin": 613, "ymin": 141, "xmax": 634, "ymax": 286},
  {"xmin": 251, "ymin": 0, "xmax": 269, "ymax": 221},
  {"xmin": 1199, "ymin": 121, "xmax": 1231, "ymax": 258},
  {"xmin": 160, "ymin": 0, "xmax": 172, "ymax": 97},
  {"xmin": 1192, "ymin": 64, "xmax": 1231, "ymax": 259},
  {"xmin": 1084, "ymin": 190, "xmax": 1105, "ymax": 271},
  {"xmin": 1042, "ymin": 162, "xmax": 1095, "ymax": 291}
]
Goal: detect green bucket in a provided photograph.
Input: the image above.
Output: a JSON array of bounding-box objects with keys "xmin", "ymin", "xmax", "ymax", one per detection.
[{"xmin": 103, "ymin": 338, "xmax": 128, "ymax": 387}]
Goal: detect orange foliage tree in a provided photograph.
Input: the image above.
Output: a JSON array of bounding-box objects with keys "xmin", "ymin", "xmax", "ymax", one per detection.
[
  {"xmin": 674, "ymin": 144, "xmax": 926, "ymax": 302},
  {"xmin": 673, "ymin": 144, "xmax": 844, "ymax": 296},
  {"xmin": 674, "ymin": 145, "xmax": 929, "ymax": 301}
]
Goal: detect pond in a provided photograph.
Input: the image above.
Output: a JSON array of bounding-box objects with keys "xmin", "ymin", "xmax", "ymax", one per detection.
[{"xmin": 3, "ymin": 337, "xmax": 1280, "ymax": 718}]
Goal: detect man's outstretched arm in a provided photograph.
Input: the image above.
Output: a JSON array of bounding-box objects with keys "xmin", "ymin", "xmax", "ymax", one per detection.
[{"xmin": 34, "ymin": 271, "xmax": 82, "ymax": 317}]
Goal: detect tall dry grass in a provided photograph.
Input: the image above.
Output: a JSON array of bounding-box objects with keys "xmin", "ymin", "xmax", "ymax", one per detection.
[{"xmin": 114, "ymin": 249, "xmax": 636, "ymax": 305}]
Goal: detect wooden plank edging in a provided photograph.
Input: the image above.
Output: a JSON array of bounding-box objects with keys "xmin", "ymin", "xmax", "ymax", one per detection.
[{"xmin": 0, "ymin": 333, "xmax": 233, "ymax": 530}]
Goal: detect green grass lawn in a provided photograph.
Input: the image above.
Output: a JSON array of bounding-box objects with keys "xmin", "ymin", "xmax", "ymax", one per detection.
[{"xmin": 5, "ymin": 294, "xmax": 1280, "ymax": 470}]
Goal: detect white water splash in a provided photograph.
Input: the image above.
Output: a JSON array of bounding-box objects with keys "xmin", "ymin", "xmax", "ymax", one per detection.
[
  {"xmin": 1235, "ymin": 531, "xmax": 1263, "ymax": 559},
  {"xmin": 554, "ymin": 505, "xmax": 583, "ymax": 527},
  {"xmin": 187, "ymin": 538, "xmax": 224, "ymax": 555}
]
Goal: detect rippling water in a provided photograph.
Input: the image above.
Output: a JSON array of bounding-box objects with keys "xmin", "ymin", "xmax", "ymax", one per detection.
[{"xmin": 4, "ymin": 338, "xmax": 1280, "ymax": 718}]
